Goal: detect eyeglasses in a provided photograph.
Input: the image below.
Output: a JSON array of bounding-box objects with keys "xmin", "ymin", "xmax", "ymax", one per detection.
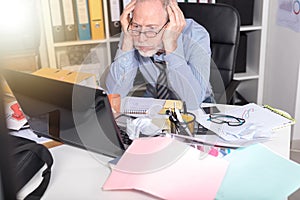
[
  {"xmin": 208, "ymin": 114, "xmax": 245, "ymax": 126},
  {"xmin": 127, "ymin": 19, "xmax": 169, "ymax": 38}
]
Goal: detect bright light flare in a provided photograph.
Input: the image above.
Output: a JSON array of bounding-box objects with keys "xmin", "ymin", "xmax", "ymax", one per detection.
[{"xmin": 0, "ymin": 0, "xmax": 33, "ymax": 32}]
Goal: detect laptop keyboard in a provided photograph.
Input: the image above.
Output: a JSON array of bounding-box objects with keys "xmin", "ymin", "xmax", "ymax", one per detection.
[{"xmin": 119, "ymin": 127, "xmax": 133, "ymax": 146}]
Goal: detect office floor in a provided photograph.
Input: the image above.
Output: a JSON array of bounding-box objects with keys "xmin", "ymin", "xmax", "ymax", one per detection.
[{"xmin": 289, "ymin": 140, "xmax": 300, "ymax": 200}]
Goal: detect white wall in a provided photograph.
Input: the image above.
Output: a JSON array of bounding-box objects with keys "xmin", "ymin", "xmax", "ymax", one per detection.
[
  {"xmin": 263, "ymin": 0, "xmax": 300, "ymax": 140},
  {"xmin": 294, "ymin": 63, "xmax": 300, "ymax": 140}
]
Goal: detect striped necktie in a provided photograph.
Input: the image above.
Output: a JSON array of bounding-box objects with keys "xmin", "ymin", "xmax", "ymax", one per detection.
[{"xmin": 153, "ymin": 60, "xmax": 170, "ymax": 99}]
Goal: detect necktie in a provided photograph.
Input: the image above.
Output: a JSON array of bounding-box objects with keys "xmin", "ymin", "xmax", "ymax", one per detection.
[{"xmin": 153, "ymin": 60, "xmax": 170, "ymax": 99}]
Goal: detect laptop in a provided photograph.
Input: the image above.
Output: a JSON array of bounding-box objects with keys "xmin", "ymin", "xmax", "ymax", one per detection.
[{"xmin": 3, "ymin": 69, "xmax": 125, "ymax": 158}]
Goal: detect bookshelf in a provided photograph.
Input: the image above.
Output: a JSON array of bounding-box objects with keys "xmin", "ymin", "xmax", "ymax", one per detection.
[
  {"xmin": 208, "ymin": 0, "xmax": 268, "ymax": 104},
  {"xmin": 232, "ymin": 0, "xmax": 269, "ymax": 105},
  {"xmin": 40, "ymin": 0, "xmax": 121, "ymax": 75},
  {"xmin": 40, "ymin": 0, "xmax": 268, "ymax": 104},
  {"xmin": 202, "ymin": 0, "xmax": 268, "ymax": 105}
]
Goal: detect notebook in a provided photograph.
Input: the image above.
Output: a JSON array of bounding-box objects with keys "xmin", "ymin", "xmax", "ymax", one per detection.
[
  {"xmin": 121, "ymin": 96, "xmax": 183, "ymax": 115},
  {"xmin": 3, "ymin": 69, "xmax": 125, "ymax": 158}
]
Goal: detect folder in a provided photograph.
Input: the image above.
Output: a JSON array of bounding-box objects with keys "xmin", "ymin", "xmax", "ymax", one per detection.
[
  {"xmin": 49, "ymin": 0, "xmax": 65, "ymax": 42},
  {"xmin": 74, "ymin": 0, "xmax": 91, "ymax": 40},
  {"xmin": 61, "ymin": 0, "xmax": 76, "ymax": 41},
  {"xmin": 216, "ymin": 144, "xmax": 300, "ymax": 200},
  {"xmin": 88, "ymin": 0, "xmax": 105, "ymax": 40},
  {"xmin": 108, "ymin": 0, "xmax": 122, "ymax": 37}
]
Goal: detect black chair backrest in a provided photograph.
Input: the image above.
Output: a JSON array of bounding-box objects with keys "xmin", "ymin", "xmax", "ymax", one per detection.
[{"xmin": 178, "ymin": 3, "xmax": 240, "ymax": 102}]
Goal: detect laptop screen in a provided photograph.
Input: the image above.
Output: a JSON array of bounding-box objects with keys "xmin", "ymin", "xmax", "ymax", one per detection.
[{"xmin": 3, "ymin": 69, "xmax": 125, "ymax": 158}]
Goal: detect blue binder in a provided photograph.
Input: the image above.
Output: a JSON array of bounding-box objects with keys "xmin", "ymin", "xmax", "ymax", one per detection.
[{"xmin": 75, "ymin": 0, "xmax": 91, "ymax": 40}]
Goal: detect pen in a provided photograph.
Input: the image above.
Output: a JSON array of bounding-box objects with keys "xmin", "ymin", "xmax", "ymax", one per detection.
[
  {"xmin": 174, "ymin": 107, "xmax": 193, "ymax": 137},
  {"xmin": 183, "ymin": 101, "xmax": 187, "ymax": 114}
]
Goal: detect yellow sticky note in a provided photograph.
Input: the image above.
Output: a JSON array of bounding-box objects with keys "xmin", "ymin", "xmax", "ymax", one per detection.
[{"xmin": 159, "ymin": 100, "xmax": 183, "ymax": 114}]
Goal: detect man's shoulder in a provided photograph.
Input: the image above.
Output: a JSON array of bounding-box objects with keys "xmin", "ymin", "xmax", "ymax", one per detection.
[{"xmin": 183, "ymin": 19, "xmax": 209, "ymax": 37}]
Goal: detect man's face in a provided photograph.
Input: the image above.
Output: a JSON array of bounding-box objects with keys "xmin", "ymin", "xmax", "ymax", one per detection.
[{"xmin": 131, "ymin": 0, "xmax": 168, "ymax": 57}]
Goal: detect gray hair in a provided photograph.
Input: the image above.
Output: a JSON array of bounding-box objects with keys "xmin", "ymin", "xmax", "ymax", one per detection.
[{"xmin": 136, "ymin": 0, "xmax": 170, "ymax": 9}]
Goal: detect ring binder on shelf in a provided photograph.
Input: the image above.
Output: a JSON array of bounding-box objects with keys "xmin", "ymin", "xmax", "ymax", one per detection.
[
  {"xmin": 61, "ymin": 0, "xmax": 76, "ymax": 41},
  {"xmin": 108, "ymin": 0, "xmax": 122, "ymax": 37},
  {"xmin": 75, "ymin": 0, "xmax": 91, "ymax": 40},
  {"xmin": 49, "ymin": 0, "xmax": 65, "ymax": 42},
  {"xmin": 88, "ymin": 0, "xmax": 106, "ymax": 40}
]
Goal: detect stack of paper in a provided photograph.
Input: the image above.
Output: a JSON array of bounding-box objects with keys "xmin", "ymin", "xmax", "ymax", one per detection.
[{"xmin": 198, "ymin": 103, "xmax": 294, "ymax": 141}]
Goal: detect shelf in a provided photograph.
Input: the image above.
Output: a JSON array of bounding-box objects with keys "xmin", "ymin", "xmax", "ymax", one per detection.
[
  {"xmin": 53, "ymin": 37, "xmax": 121, "ymax": 48},
  {"xmin": 108, "ymin": 36, "xmax": 121, "ymax": 42},
  {"xmin": 240, "ymin": 25, "xmax": 262, "ymax": 32},
  {"xmin": 54, "ymin": 40, "xmax": 108, "ymax": 47},
  {"xmin": 233, "ymin": 71, "xmax": 259, "ymax": 81}
]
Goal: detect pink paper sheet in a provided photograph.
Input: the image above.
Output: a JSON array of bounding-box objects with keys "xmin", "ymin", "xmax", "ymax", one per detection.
[{"xmin": 103, "ymin": 137, "xmax": 229, "ymax": 200}]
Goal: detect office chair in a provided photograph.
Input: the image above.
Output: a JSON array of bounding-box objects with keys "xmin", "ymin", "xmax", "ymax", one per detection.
[{"xmin": 178, "ymin": 3, "xmax": 241, "ymax": 104}]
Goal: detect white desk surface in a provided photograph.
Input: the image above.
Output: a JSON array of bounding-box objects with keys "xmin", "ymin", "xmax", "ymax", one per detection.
[{"xmin": 18, "ymin": 104, "xmax": 291, "ymax": 200}]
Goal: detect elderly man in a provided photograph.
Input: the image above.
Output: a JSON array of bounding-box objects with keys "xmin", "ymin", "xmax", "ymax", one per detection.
[{"xmin": 106, "ymin": 0, "xmax": 213, "ymax": 109}]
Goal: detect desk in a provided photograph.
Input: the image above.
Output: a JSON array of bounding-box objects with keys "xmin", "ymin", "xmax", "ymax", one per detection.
[{"xmin": 18, "ymin": 104, "xmax": 291, "ymax": 199}]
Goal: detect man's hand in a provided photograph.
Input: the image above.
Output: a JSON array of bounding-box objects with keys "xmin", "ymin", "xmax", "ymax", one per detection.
[
  {"xmin": 163, "ymin": 0, "xmax": 186, "ymax": 54},
  {"xmin": 120, "ymin": 0, "xmax": 136, "ymax": 51}
]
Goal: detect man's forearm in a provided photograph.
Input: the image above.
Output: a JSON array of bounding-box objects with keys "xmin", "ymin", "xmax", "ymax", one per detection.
[
  {"xmin": 106, "ymin": 49, "xmax": 138, "ymax": 97},
  {"xmin": 121, "ymin": 34, "xmax": 134, "ymax": 52}
]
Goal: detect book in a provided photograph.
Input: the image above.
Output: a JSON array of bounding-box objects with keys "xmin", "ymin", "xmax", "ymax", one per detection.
[{"xmin": 263, "ymin": 104, "xmax": 296, "ymax": 124}]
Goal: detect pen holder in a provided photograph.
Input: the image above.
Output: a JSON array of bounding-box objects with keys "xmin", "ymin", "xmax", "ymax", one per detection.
[{"xmin": 170, "ymin": 112, "xmax": 196, "ymax": 136}]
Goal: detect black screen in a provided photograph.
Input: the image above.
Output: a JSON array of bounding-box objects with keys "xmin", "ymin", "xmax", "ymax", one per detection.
[{"xmin": 3, "ymin": 69, "xmax": 125, "ymax": 158}]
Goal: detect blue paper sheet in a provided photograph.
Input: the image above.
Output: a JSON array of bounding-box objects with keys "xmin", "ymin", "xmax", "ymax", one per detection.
[{"xmin": 216, "ymin": 144, "xmax": 300, "ymax": 200}]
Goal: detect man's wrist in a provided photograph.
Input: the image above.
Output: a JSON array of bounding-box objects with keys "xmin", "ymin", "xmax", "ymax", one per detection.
[
  {"xmin": 121, "ymin": 34, "xmax": 134, "ymax": 51},
  {"xmin": 164, "ymin": 41, "xmax": 177, "ymax": 55}
]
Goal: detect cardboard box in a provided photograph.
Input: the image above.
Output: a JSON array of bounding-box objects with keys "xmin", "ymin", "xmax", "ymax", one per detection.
[{"xmin": 32, "ymin": 68, "xmax": 98, "ymax": 88}]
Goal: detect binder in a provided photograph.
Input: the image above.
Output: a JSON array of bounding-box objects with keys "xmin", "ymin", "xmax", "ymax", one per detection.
[
  {"xmin": 88, "ymin": 0, "xmax": 105, "ymax": 40},
  {"xmin": 122, "ymin": 0, "xmax": 130, "ymax": 8},
  {"xmin": 61, "ymin": 0, "xmax": 76, "ymax": 41},
  {"xmin": 49, "ymin": 0, "xmax": 65, "ymax": 42},
  {"xmin": 74, "ymin": 0, "xmax": 91, "ymax": 40},
  {"xmin": 108, "ymin": 0, "xmax": 122, "ymax": 37}
]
